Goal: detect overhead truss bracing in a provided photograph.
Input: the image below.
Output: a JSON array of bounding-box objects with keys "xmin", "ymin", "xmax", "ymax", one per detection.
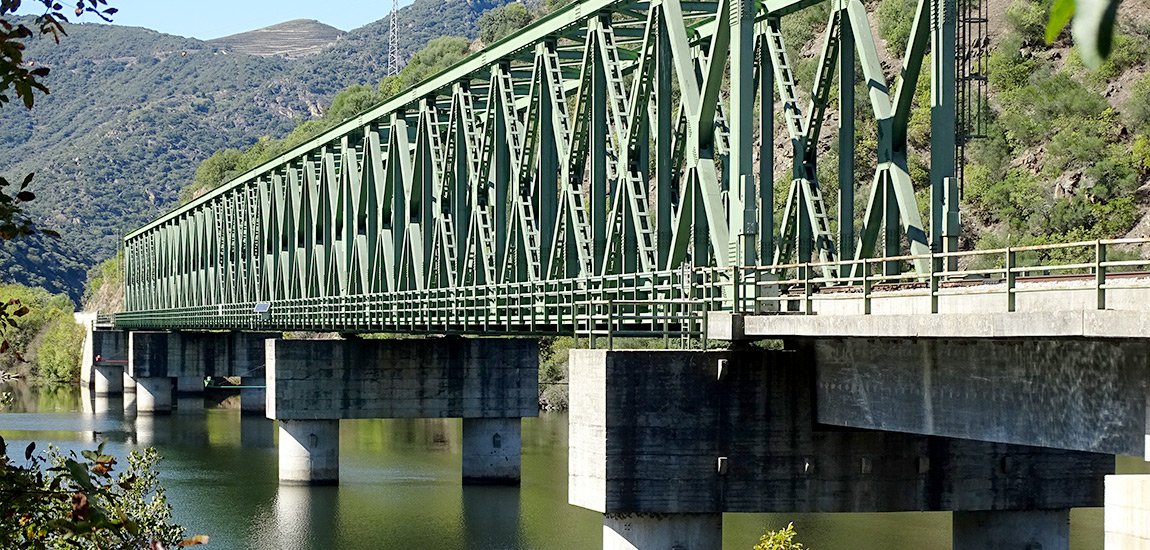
[{"xmin": 119, "ymin": 0, "xmax": 962, "ymax": 334}]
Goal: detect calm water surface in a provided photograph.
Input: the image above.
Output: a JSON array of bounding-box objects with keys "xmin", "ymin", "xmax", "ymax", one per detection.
[{"xmin": 1, "ymin": 381, "xmax": 1145, "ymax": 550}]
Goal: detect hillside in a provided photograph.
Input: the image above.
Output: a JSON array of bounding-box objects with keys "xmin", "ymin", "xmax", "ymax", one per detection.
[
  {"xmin": 0, "ymin": 0, "xmax": 508, "ymax": 300},
  {"xmin": 208, "ymin": 19, "xmax": 346, "ymax": 58}
]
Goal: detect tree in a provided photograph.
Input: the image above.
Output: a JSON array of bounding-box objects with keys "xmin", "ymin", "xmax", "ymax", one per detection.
[
  {"xmin": 0, "ymin": 1, "xmax": 118, "ymax": 337},
  {"xmin": 0, "ymin": 437, "xmax": 207, "ymax": 548},
  {"xmin": 379, "ymin": 36, "xmax": 471, "ymax": 100},
  {"xmin": 477, "ymin": 2, "xmax": 532, "ymax": 45}
]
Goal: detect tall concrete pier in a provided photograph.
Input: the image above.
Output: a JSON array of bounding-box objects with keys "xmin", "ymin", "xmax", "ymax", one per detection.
[{"xmin": 266, "ymin": 337, "xmax": 537, "ymax": 485}]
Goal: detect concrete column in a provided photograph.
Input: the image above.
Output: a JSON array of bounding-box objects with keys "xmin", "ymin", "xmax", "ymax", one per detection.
[
  {"xmin": 462, "ymin": 417, "xmax": 522, "ymax": 485},
  {"xmin": 279, "ymin": 419, "xmax": 339, "ymax": 485},
  {"xmin": 175, "ymin": 375, "xmax": 204, "ymax": 394},
  {"xmin": 92, "ymin": 365, "xmax": 124, "ymax": 395},
  {"xmin": 240, "ymin": 376, "xmax": 265, "ymax": 414},
  {"xmin": 135, "ymin": 377, "xmax": 173, "ymax": 414},
  {"xmin": 1106, "ymin": 475, "xmax": 1150, "ymax": 549},
  {"xmin": 953, "ymin": 510, "xmax": 1069, "ymax": 550},
  {"xmin": 123, "ymin": 372, "xmax": 136, "ymax": 393},
  {"xmin": 604, "ymin": 513, "xmax": 722, "ymax": 550}
]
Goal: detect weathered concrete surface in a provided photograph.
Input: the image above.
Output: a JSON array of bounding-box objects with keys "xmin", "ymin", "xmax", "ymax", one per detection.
[
  {"xmin": 737, "ymin": 309, "xmax": 1150, "ymax": 339},
  {"xmin": 82, "ymin": 329, "xmax": 127, "ymax": 388},
  {"xmin": 462, "ymin": 417, "xmax": 522, "ymax": 484},
  {"xmin": 128, "ymin": 331, "xmax": 170, "ymax": 379},
  {"xmin": 569, "ymin": 349, "xmax": 1111, "ymax": 514},
  {"xmin": 279, "ymin": 419, "xmax": 340, "ymax": 485},
  {"xmin": 240, "ymin": 376, "xmax": 266, "ymax": 414},
  {"xmin": 953, "ymin": 510, "xmax": 1069, "ymax": 550},
  {"xmin": 92, "ymin": 365, "xmax": 123, "ymax": 395},
  {"xmin": 1106, "ymin": 475, "xmax": 1150, "ymax": 549},
  {"xmin": 135, "ymin": 376, "xmax": 172, "ymax": 413},
  {"xmin": 166, "ymin": 331, "xmax": 279, "ymax": 378},
  {"xmin": 603, "ymin": 513, "xmax": 721, "ymax": 550},
  {"xmin": 175, "ymin": 376, "xmax": 204, "ymax": 394},
  {"xmin": 265, "ymin": 338, "xmax": 538, "ymax": 421},
  {"xmin": 810, "ymin": 337, "xmax": 1148, "ymax": 456}
]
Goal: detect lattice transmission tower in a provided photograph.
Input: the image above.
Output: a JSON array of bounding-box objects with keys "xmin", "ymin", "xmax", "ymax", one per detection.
[{"xmin": 388, "ymin": 0, "xmax": 400, "ymax": 76}]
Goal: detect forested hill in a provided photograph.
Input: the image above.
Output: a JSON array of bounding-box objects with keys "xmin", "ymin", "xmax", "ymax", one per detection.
[{"xmin": 0, "ymin": 0, "xmax": 508, "ymax": 301}]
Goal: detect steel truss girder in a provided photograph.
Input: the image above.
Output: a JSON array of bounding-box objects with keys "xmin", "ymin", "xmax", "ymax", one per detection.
[{"xmin": 122, "ymin": 0, "xmax": 959, "ymax": 334}]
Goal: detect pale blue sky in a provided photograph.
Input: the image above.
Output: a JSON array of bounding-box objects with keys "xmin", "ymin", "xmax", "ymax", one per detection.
[{"xmin": 18, "ymin": 0, "xmax": 411, "ymax": 40}]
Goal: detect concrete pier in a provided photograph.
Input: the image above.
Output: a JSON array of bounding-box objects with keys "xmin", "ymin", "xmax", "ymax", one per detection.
[
  {"xmin": 240, "ymin": 376, "xmax": 265, "ymax": 414},
  {"xmin": 953, "ymin": 510, "xmax": 1069, "ymax": 550},
  {"xmin": 92, "ymin": 364, "xmax": 124, "ymax": 395},
  {"xmin": 135, "ymin": 377, "xmax": 173, "ymax": 413},
  {"xmin": 175, "ymin": 375, "xmax": 204, "ymax": 395},
  {"xmin": 462, "ymin": 418, "xmax": 522, "ymax": 484},
  {"xmin": 278, "ymin": 419, "xmax": 340, "ymax": 485},
  {"xmin": 266, "ymin": 337, "xmax": 537, "ymax": 485},
  {"xmin": 82, "ymin": 328, "xmax": 127, "ymax": 391},
  {"xmin": 603, "ymin": 513, "xmax": 721, "ymax": 550}
]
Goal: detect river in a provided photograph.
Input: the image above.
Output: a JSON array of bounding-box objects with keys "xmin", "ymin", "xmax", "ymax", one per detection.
[{"xmin": 1, "ymin": 381, "xmax": 1146, "ymax": 549}]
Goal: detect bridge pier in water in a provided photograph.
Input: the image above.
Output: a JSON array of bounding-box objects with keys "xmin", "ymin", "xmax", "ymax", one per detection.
[
  {"xmin": 569, "ymin": 347, "xmax": 1117, "ymax": 550},
  {"xmin": 83, "ymin": 329, "xmax": 128, "ymax": 395},
  {"xmin": 126, "ymin": 330, "xmax": 279, "ymax": 413},
  {"xmin": 266, "ymin": 337, "xmax": 537, "ymax": 486}
]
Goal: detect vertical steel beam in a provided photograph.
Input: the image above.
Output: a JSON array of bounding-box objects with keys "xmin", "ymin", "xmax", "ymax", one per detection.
[
  {"xmin": 758, "ymin": 32, "xmax": 774, "ymax": 266},
  {"xmin": 729, "ymin": 0, "xmax": 756, "ymax": 267},
  {"xmin": 838, "ymin": 2, "xmax": 855, "ymax": 263},
  {"xmin": 656, "ymin": 12, "xmax": 673, "ymax": 269},
  {"xmin": 590, "ymin": 34, "xmax": 608, "ymax": 275},
  {"xmin": 931, "ymin": 0, "xmax": 957, "ymax": 256}
]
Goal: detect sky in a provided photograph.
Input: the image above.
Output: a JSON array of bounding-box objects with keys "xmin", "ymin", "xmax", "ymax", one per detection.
[{"xmin": 17, "ymin": 0, "xmax": 410, "ymax": 40}]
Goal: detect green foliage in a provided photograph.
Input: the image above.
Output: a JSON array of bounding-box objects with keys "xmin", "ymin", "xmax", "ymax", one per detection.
[
  {"xmin": 996, "ymin": 71, "xmax": 1107, "ymax": 147},
  {"xmin": 754, "ymin": 522, "xmax": 806, "ymax": 550},
  {"xmin": 0, "ymin": 234, "xmax": 88, "ymax": 304},
  {"xmin": 478, "ymin": 2, "xmax": 533, "ymax": 45},
  {"xmin": 1126, "ymin": 76, "xmax": 1150, "ymax": 136},
  {"xmin": 380, "ymin": 36, "xmax": 472, "ymax": 99},
  {"xmin": 875, "ymin": 0, "xmax": 917, "ymax": 57},
  {"xmin": 965, "ymin": 166, "xmax": 1046, "ymax": 232},
  {"xmin": 0, "ymin": 439, "xmax": 204, "ymax": 548},
  {"xmin": 82, "ymin": 250, "xmax": 123, "ymax": 308},
  {"xmin": 33, "ymin": 317, "xmax": 84, "ymax": 382},
  {"xmin": 1081, "ymin": 34, "xmax": 1148, "ymax": 81},
  {"xmin": 1005, "ymin": 0, "xmax": 1052, "ymax": 44},
  {"xmin": 0, "ymin": 283, "xmax": 75, "ymax": 375}
]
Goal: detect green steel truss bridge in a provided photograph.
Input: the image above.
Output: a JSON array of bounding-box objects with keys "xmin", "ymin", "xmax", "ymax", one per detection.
[{"xmin": 116, "ymin": 0, "xmax": 1048, "ymax": 338}]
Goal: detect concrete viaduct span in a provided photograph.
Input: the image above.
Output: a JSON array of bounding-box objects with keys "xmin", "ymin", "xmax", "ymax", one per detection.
[{"xmin": 95, "ymin": 0, "xmax": 1150, "ymax": 544}]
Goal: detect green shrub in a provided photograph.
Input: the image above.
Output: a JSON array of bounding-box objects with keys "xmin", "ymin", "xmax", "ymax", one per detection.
[
  {"xmin": 875, "ymin": 0, "xmax": 917, "ymax": 57},
  {"xmin": 754, "ymin": 522, "xmax": 807, "ymax": 550},
  {"xmin": 1126, "ymin": 76, "xmax": 1150, "ymax": 136},
  {"xmin": 1003, "ymin": 0, "xmax": 1050, "ymax": 44},
  {"xmin": 34, "ymin": 318, "xmax": 84, "ymax": 383}
]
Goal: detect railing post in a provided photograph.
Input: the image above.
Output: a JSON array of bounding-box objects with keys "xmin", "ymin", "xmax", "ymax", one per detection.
[
  {"xmin": 803, "ymin": 263, "xmax": 813, "ymax": 315},
  {"xmin": 1096, "ymin": 240, "xmax": 1107, "ymax": 310},
  {"xmin": 701, "ymin": 297, "xmax": 709, "ymax": 350},
  {"xmin": 732, "ymin": 266, "xmax": 741, "ymax": 313},
  {"xmin": 862, "ymin": 259, "xmax": 872, "ymax": 315},
  {"xmin": 1006, "ymin": 247, "xmax": 1016, "ymax": 312},
  {"xmin": 930, "ymin": 250, "xmax": 939, "ymax": 314},
  {"xmin": 606, "ymin": 299, "xmax": 614, "ymax": 351}
]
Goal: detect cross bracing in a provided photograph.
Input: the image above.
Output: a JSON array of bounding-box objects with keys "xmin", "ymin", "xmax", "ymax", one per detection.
[{"xmin": 119, "ymin": 0, "xmax": 966, "ymax": 335}]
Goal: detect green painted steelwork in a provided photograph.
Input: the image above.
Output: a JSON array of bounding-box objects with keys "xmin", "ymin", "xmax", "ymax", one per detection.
[{"xmin": 121, "ymin": 0, "xmax": 970, "ymax": 335}]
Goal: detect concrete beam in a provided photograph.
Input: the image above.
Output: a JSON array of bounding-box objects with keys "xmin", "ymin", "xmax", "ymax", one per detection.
[
  {"xmin": 569, "ymin": 349, "xmax": 1110, "ymax": 515},
  {"xmin": 604, "ymin": 513, "xmax": 721, "ymax": 550},
  {"xmin": 265, "ymin": 337, "xmax": 538, "ymax": 421},
  {"xmin": 736, "ymin": 309, "xmax": 1150, "ymax": 339},
  {"xmin": 809, "ymin": 337, "xmax": 1149, "ymax": 456}
]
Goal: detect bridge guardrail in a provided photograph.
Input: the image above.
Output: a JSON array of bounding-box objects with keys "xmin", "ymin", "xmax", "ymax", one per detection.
[{"xmin": 115, "ymin": 238, "xmax": 1150, "ymax": 341}]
